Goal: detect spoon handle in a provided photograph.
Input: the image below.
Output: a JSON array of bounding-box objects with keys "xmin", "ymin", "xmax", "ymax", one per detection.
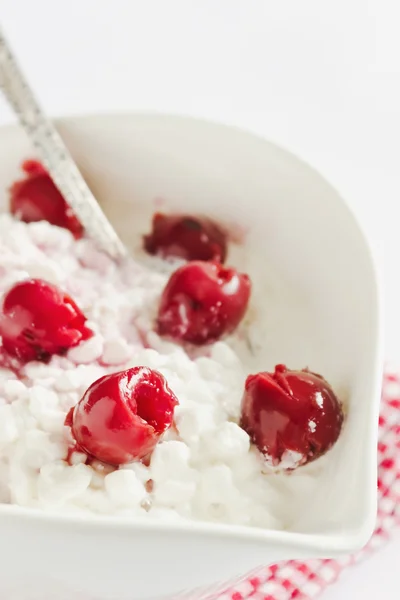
[{"xmin": 0, "ymin": 28, "xmax": 127, "ymax": 261}]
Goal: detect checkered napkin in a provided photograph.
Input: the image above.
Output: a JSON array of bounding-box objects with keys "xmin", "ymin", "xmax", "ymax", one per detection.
[{"xmin": 217, "ymin": 368, "xmax": 400, "ymax": 600}]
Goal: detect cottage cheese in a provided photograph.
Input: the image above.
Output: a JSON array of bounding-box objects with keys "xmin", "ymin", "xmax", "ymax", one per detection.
[{"xmin": 0, "ymin": 214, "xmax": 319, "ymax": 529}]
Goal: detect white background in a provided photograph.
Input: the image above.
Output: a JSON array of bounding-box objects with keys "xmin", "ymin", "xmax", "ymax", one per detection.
[{"xmin": 0, "ymin": 1, "xmax": 399, "ymax": 597}]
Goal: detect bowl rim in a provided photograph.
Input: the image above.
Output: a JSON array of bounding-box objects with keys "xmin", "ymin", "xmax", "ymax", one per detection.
[{"xmin": 0, "ymin": 110, "xmax": 384, "ymax": 555}]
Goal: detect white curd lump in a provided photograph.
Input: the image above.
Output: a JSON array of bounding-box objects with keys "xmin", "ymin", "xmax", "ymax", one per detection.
[{"xmin": 0, "ymin": 214, "xmax": 319, "ymax": 529}]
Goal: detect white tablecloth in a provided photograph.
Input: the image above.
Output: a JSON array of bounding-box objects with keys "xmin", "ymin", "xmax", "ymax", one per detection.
[{"xmin": 0, "ymin": 1, "xmax": 399, "ymax": 597}]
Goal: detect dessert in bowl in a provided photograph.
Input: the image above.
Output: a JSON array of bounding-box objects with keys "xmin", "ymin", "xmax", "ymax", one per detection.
[{"xmin": 0, "ymin": 113, "xmax": 381, "ymax": 599}]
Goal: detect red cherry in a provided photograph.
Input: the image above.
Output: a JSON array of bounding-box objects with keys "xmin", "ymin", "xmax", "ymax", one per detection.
[
  {"xmin": 240, "ymin": 364, "xmax": 343, "ymax": 468},
  {"xmin": 157, "ymin": 261, "xmax": 251, "ymax": 345},
  {"xmin": 66, "ymin": 367, "xmax": 179, "ymax": 466},
  {"xmin": 144, "ymin": 213, "xmax": 227, "ymax": 262},
  {"xmin": 10, "ymin": 160, "xmax": 84, "ymax": 238},
  {"xmin": 0, "ymin": 279, "xmax": 93, "ymax": 363}
]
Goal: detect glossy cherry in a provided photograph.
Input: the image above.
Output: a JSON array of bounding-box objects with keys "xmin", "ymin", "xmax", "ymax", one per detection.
[
  {"xmin": 10, "ymin": 160, "xmax": 84, "ymax": 238},
  {"xmin": 66, "ymin": 367, "xmax": 179, "ymax": 465},
  {"xmin": 144, "ymin": 213, "xmax": 227, "ymax": 262},
  {"xmin": 240, "ymin": 364, "xmax": 343, "ymax": 468},
  {"xmin": 157, "ymin": 260, "xmax": 251, "ymax": 345},
  {"xmin": 0, "ymin": 279, "xmax": 93, "ymax": 363}
]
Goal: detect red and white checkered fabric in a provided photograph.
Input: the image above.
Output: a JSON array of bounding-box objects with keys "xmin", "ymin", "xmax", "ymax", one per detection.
[{"xmin": 217, "ymin": 367, "xmax": 400, "ymax": 600}]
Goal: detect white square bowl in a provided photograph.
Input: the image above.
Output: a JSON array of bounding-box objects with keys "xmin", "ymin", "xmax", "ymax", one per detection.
[{"xmin": 0, "ymin": 114, "xmax": 382, "ymax": 600}]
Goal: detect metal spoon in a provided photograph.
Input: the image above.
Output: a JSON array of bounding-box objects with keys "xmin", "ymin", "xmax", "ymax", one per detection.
[{"xmin": 0, "ymin": 27, "xmax": 127, "ymax": 262}]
